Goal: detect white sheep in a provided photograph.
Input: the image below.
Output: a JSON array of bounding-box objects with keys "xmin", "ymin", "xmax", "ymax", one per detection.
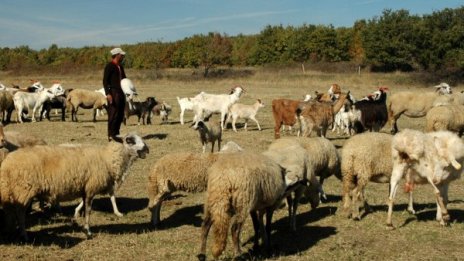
[
  {"xmin": 386, "ymin": 129, "xmax": 464, "ymax": 228},
  {"xmin": 388, "ymin": 83, "xmax": 452, "ymax": 134},
  {"xmin": 66, "ymin": 89, "xmax": 108, "ymax": 122},
  {"xmin": 269, "ymin": 137, "xmax": 341, "ymax": 201},
  {"xmin": 425, "ymin": 104, "xmax": 464, "ymax": 136},
  {"xmin": 340, "ymin": 132, "xmax": 404, "ymax": 220},
  {"xmin": 192, "ymin": 86, "xmax": 244, "ymax": 130},
  {"xmin": 263, "ymin": 140, "xmax": 320, "ymax": 231},
  {"xmin": 192, "ymin": 120, "xmax": 222, "ymax": 153},
  {"xmin": 198, "ymin": 152, "xmax": 287, "ymax": 260},
  {"xmin": 225, "ymin": 99, "xmax": 265, "ymax": 132},
  {"xmin": 147, "ymin": 141, "xmax": 243, "ymax": 227},
  {"xmin": 0, "ymin": 133, "xmax": 149, "ymax": 240}
]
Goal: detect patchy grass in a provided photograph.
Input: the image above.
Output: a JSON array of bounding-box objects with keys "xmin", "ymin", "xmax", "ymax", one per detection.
[{"xmin": 0, "ymin": 68, "xmax": 463, "ymax": 260}]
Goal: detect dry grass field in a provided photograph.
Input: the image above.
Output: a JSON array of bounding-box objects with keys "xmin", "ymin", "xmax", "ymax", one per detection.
[{"xmin": 0, "ymin": 68, "xmax": 463, "ymax": 260}]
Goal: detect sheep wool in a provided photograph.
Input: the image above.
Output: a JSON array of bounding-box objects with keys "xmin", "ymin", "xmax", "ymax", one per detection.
[
  {"xmin": 0, "ymin": 133, "xmax": 148, "ymax": 240},
  {"xmin": 198, "ymin": 152, "xmax": 286, "ymax": 260},
  {"xmin": 425, "ymin": 104, "xmax": 464, "ymax": 136}
]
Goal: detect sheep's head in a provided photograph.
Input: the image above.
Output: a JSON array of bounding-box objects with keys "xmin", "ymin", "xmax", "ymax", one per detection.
[
  {"xmin": 435, "ymin": 82, "xmax": 452, "ymax": 95},
  {"xmin": 123, "ymin": 133, "xmax": 149, "ymax": 159}
]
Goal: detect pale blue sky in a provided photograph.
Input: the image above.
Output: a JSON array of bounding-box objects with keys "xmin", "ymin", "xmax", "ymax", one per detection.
[{"xmin": 0, "ymin": 0, "xmax": 462, "ymax": 50}]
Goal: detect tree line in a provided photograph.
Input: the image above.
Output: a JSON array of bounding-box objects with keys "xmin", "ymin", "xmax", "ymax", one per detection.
[{"xmin": 0, "ymin": 7, "xmax": 462, "ymax": 77}]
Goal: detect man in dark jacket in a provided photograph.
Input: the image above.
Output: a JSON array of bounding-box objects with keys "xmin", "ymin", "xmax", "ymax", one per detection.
[{"xmin": 103, "ymin": 47, "xmax": 127, "ymax": 143}]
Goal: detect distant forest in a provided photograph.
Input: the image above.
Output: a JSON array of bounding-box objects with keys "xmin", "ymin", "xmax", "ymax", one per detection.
[{"xmin": 0, "ymin": 8, "xmax": 463, "ymax": 78}]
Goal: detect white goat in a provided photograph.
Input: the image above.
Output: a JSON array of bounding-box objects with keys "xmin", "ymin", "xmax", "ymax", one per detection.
[
  {"xmin": 13, "ymin": 83, "xmax": 64, "ymax": 123},
  {"xmin": 192, "ymin": 86, "xmax": 244, "ymax": 130},
  {"xmin": 226, "ymin": 99, "xmax": 265, "ymax": 132},
  {"xmin": 177, "ymin": 95, "xmax": 203, "ymax": 125}
]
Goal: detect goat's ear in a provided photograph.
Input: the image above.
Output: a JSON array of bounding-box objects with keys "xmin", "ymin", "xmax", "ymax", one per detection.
[{"xmin": 125, "ymin": 135, "xmax": 136, "ymax": 145}]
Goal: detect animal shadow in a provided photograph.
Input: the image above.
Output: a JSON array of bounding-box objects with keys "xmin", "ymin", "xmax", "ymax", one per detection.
[
  {"xmin": 90, "ymin": 197, "xmax": 148, "ymax": 214},
  {"xmin": 154, "ymin": 204, "xmax": 204, "ymax": 230},
  {"xmin": 143, "ymin": 133, "xmax": 168, "ymax": 140}
]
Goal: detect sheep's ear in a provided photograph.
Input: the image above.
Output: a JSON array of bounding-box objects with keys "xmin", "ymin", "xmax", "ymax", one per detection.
[{"xmin": 125, "ymin": 135, "xmax": 136, "ymax": 145}]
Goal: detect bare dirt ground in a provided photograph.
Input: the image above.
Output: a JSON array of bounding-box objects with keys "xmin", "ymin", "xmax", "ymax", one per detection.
[{"xmin": 0, "ymin": 68, "xmax": 462, "ymax": 261}]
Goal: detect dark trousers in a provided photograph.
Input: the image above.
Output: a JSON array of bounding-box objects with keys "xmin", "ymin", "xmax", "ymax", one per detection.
[{"xmin": 107, "ymin": 90, "xmax": 126, "ymax": 138}]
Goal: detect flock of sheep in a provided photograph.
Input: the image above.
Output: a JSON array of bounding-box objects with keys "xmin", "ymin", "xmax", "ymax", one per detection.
[{"xmin": 0, "ymin": 78, "xmax": 463, "ymax": 260}]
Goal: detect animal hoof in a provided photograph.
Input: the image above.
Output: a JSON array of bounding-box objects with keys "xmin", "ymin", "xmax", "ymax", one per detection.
[
  {"xmin": 386, "ymin": 224, "xmax": 395, "ymax": 230},
  {"xmin": 114, "ymin": 212, "xmax": 124, "ymax": 217},
  {"xmin": 197, "ymin": 254, "xmax": 206, "ymax": 261}
]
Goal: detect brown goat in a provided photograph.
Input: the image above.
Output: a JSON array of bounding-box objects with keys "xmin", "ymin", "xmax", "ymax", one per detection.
[
  {"xmin": 272, "ymin": 99, "xmax": 307, "ymax": 139},
  {"xmin": 299, "ymin": 92, "xmax": 350, "ymax": 137}
]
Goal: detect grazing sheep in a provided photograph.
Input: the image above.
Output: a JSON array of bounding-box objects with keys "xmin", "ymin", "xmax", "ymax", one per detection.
[
  {"xmin": 0, "ymin": 133, "xmax": 149, "ymax": 240},
  {"xmin": 387, "ymin": 129, "xmax": 464, "ymax": 228},
  {"xmin": 388, "ymin": 83, "xmax": 452, "ymax": 134},
  {"xmin": 198, "ymin": 152, "xmax": 287, "ymax": 260},
  {"xmin": 192, "ymin": 120, "xmax": 222, "ymax": 153},
  {"xmin": 147, "ymin": 141, "xmax": 243, "ymax": 227},
  {"xmin": 425, "ymin": 104, "xmax": 464, "ymax": 136},
  {"xmin": 123, "ymin": 97, "xmax": 158, "ymax": 125},
  {"xmin": 226, "ymin": 99, "xmax": 265, "ymax": 132},
  {"xmin": 66, "ymin": 89, "xmax": 108, "ymax": 122},
  {"xmin": 298, "ymin": 92, "xmax": 350, "ymax": 137},
  {"xmin": 269, "ymin": 137, "xmax": 341, "ymax": 201},
  {"xmin": 340, "ymin": 132, "xmax": 398, "ymax": 220},
  {"xmin": 263, "ymin": 140, "xmax": 320, "ymax": 231}
]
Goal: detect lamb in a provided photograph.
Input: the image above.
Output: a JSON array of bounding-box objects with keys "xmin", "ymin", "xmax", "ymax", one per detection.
[
  {"xmin": 191, "ymin": 120, "xmax": 222, "ymax": 153},
  {"xmin": 0, "ymin": 133, "xmax": 149, "ymax": 240},
  {"xmin": 386, "ymin": 129, "xmax": 464, "ymax": 228},
  {"xmin": 225, "ymin": 99, "xmax": 265, "ymax": 132},
  {"xmin": 388, "ymin": 82, "xmax": 452, "ymax": 134},
  {"xmin": 147, "ymin": 141, "xmax": 243, "ymax": 227},
  {"xmin": 192, "ymin": 86, "xmax": 245, "ymax": 130},
  {"xmin": 198, "ymin": 152, "xmax": 287, "ymax": 260},
  {"xmin": 340, "ymin": 132, "xmax": 400, "ymax": 220},
  {"xmin": 263, "ymin": 139, "xmax": 320, "ymax": 231},
  {"xmin": 66, "ymin": 88, "xmax": 108, "ymax": 122},
  {"xmin": 123, "ymin": 97, "xmax": 158, "ymax": 125},
  {"xmin": 298, "ymin": 92, "xmax": 350, "ymax": 137},
  {"xmin": 425, "ymin": 104, "xmax": 464, "ymax": 136},
  {"xmin": 150, "ymin": 101, "xmax": 172, "ymax": 124}
]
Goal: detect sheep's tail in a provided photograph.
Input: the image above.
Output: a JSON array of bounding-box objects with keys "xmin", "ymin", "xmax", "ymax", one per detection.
[{"xmin": 209, "ymin": 192, "xmax": 232, "ymax": 259}]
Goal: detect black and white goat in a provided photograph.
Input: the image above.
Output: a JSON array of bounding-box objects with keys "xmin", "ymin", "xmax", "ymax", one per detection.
[
  {"xmin": 351, "ymin": 86, "xmax": 389, "ymax": 133},
  {"xmin": 123, "ymin": 97, "xmax": 158, "ymax": 125}
]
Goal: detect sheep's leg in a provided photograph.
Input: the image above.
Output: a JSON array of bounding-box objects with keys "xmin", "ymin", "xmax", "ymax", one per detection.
[
  {"xmin": 264, "ymin": 208, "xmax": 274, "ymax": 254},
  {"xmin": 429, "ymin": 181, "xmax": 450, "ymax": 226},
  {"xmin": 286, "ymin": 196, "xmax": 294, "ymax": 230},
  {"xmin": 16, "ymin": 205, "xmax": 28, "ymax": 242},
  {"xmin": 202, "ymin": 142, "xmax": 206, "ymax": 153},
  {"xmin": 83, "ymin": 196, "xmax": 93, "ymax": 238},
  {"xmin": 386, "ymin": 163, "xmax": 406, "ymax": 228},
  {"xmin": 110, "ymin": 194, "xmax": 123, "ymax": 217},
  {"xmin": 210, "ymin": 141, "xmax": 215, "ymax": 153},
  {"xmin": 92, "ymin": 108, "xmax": 97, "ymax": 122},
  {"xmin": 198, "ymin": 210, "xmax": 212, "ymax": 261},
  {"xmin": 244, "ymin": 119, "xmax": 248, "ymax": 131},
  {"xmin": 230, "ymin": 216, "xmax": 244, "ymax": 258},
  {"xmin": 319, "ymin": 177, "xmax": 328, "ymax": 202},
  {"xmin": 290, "ymin": 188, "xmax": 304, "ymax": 231},
  {"xmin": 250, "ymin": 211, "xmax": 260, "ymax": 251},
  {"xmin": 407, "ymin": 190, "xmax": 415, "ymax": 214},
  {"xmin": 74, "ymin": 200, "xmax": 84, "ymax": 219}
]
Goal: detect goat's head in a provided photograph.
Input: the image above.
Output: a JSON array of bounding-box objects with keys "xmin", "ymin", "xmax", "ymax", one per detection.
[
  {"xmin": 123, "ymin": 133, "xmax": 149, "ymax": 159},
  {"xmin": 146, "ymin": 97, "xmax": 158, "ymax": 108},
  {"xmin": 256, "ymin": 99, "xmax": 265, "ymax": 108},
  {"xmin": 29, "ymin": 81, "xmax": 44, "ymax": 92},
  {"xmin": 435, "ymin": 82, "xmax": 452, "ymax": 95},
  {"xmin": 328, "ymin": 83, "xmax": 341, "ymax": 96},
  {"xmin": 229, "ymin": 86, "xmax": 245, "ymax": 96}
]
